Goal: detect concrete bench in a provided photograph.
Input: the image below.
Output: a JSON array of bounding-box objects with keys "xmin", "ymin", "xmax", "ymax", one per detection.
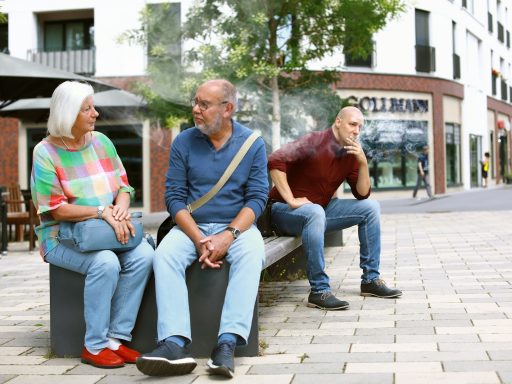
[{"xmin": 49, "ymin": 229, "xmax": 304, "ymax": 358}]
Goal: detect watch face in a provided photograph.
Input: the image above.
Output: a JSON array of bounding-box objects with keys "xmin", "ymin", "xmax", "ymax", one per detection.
[
  {"xmin": 227, "ymin": 227, "xmax": 240, "ymax": 239},
  {"xmin": 97, "ymin": 205, "xmax": 104, "ymax": 219}
]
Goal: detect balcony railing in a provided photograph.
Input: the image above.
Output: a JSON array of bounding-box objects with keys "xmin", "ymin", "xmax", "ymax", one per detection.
[
  {"xmin": 415, "ymin": 45, "xmax": 436, "ymax": 73},
  {"xmin": 27, "ymin": 48, "xmax": 95, "ymax": 75}
]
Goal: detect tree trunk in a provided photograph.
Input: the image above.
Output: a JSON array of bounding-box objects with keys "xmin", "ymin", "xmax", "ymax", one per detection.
[{"xmin": 271, "ymin": 75, "xmax": 281, "ymax": 151}]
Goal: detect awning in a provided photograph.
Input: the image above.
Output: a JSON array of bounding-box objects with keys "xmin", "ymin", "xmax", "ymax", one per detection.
[
  {"xmin": 0, "ymin": 89, "xmax": 146, "ymax": 122},
  {"xmin": 0, "ymin": 52, "xmax": 116, "ymax": 107}
]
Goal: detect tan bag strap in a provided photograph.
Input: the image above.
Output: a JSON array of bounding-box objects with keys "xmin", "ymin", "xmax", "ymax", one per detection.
[{"xmin": 187, "ymin": 131, "xmax": 260, "ymax": 213}]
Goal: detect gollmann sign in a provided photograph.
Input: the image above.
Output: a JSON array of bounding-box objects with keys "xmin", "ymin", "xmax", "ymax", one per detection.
[{"xmin": 346, "ymin": 95, "xmax": 429, "ymax": 114}]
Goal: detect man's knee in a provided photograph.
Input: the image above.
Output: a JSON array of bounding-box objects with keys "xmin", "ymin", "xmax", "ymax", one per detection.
[
  {"xmin": 360, "ymin": 199, "xmax": 381, "ymax": 217},
  {"xmin": 306, "ymin": 204, "xmax": 327, "ymax": 226}
]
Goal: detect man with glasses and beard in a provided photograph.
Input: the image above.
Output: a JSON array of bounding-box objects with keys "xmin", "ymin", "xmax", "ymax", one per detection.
[
  {"xmin": 268, "ymin": 106, "xmax": 402, "ymax": 311},
  {"xmin": 136, "ymin": 79, "xmax": 268, "ymax": 378}
]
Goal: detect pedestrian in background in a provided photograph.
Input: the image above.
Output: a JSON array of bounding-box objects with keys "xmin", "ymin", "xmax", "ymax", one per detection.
[
  {"xmin": 481, "ymin": 152, "xmax": 490, "ymax": 188},
  {"xmin": 412, "ymin": 145, "xmax": 433, "ymax": 200}
]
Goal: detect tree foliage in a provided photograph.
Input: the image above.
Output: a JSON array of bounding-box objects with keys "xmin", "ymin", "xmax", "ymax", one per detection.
[
  {"xmin": 0, "ymin": 6, "xmax": 7, "ymax": 24},
  {"xmin": 122, "ymin": 0, "xmax": 405, "ymax": 144}
]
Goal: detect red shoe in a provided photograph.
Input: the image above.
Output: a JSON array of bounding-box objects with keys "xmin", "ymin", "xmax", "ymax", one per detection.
[
  {"xmin": 111, "ymin": 344, "xmax": 141, "ymax": 364},
  {"xmin": 81, "ymin": 347, "xmax": 125, "ymax": 368}
]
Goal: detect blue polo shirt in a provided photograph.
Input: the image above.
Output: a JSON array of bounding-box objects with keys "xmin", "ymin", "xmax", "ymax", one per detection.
[{"xmin": 165, "ymin": 120, "xmax": 268, "ymax": 224}]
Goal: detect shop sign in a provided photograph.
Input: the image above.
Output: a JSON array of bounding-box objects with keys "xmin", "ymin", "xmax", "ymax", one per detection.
[{"xmin": 346, "ymin": 95, "xmax": 429, "ymax": 113}]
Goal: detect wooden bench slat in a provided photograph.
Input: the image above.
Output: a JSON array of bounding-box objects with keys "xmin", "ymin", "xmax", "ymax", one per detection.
[{"xmin": 263, "ymin": 236, "xmax": 302, "ymax": 269}]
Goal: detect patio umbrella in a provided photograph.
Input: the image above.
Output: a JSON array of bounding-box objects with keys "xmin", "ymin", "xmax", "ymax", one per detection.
[
  {"xmin": 0, "ymin": 52, "xmax": 116, "ymax": 107},
  {"xmin": 0, "ymin": 89, "xmax": 147, "ymax": 122}
]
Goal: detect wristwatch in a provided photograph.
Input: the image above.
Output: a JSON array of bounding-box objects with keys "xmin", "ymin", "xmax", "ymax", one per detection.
[
  {"xmin": 225, "ymin": 226, "xmax": 241, "ymax": 239},
  {"xmin": 97, "ymin": 205, "xmax": 105, "ymax": 220}
]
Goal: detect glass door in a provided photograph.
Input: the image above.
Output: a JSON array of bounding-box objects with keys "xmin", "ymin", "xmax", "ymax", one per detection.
[{"xmin": 469, "ymin": 134, "xmax": 482, "ymax": 187}]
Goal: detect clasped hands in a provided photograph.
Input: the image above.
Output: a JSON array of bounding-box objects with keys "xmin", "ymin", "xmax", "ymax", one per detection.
[
  {"xmin": 103, "ymin": 204, "xmax": 136, "ymax": 245},
  {"xmin": 196, "ymin": 232, "xmax": 232, "ymax": 269}
]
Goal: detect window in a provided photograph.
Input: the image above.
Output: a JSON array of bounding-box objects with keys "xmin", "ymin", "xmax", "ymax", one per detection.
[
  {"xmin": 359, "ymin": 120, "xmax": 428, "ymax": 189},
  {"xmin": 415, "ymin": 9, "xmax": 435, "ymax": 72},
  {"xmin": 415, "ymin": 10, "xmax": 429, "ymax": 46},
  {"xmin": 44, "ymin": 19, "xmax": 94, "ymax": 52},
  {"xmin": 146, "ymin": 3, "xmax": 181, "ymax": 66},
  {"xmin": 342, "ymin": 5, "xmax": 374, "ymax": 68},
  {"xmin": 343, "ymin": 34, "xmax": 373, "ymax": 67},
  {"xmin": 452, "ymin": 21, "xmax": 460, "ymax": 79},
  {"xmin": 445, "ymin": 123, "xmax": 462, "ymax": 186}
]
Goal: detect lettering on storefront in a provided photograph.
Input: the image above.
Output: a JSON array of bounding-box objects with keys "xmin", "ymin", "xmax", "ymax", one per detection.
[{"xmin": 346, "ymin": 96, "xmax": 429, "ymax": 113}]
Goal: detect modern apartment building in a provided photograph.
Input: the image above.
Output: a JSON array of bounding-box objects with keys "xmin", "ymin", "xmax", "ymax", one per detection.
[
  {"xmin": 335, "ymin": 0, "xmax": 512, "ymax": 195},
  {"xmin": 1, "ymin": 0, "xmax": 511, "ymax": 212}
]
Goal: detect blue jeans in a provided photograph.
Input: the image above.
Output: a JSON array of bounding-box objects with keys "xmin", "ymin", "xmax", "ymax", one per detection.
[
  {"xmin": 154, "ymin": 224, "xmax": 265, "ymax": 345},
  {"xmin": 271, "ymin": 198, "xmax": 381, "ymax": 292},
  {"xmin": 45, "ymin": 239, "xmax": 154, "ymax": 350}
]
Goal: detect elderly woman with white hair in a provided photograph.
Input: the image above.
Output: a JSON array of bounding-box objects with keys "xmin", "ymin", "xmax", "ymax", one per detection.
[{"xmin": 30, "ymin": 81, "xmax": 154, "ymax": 368}]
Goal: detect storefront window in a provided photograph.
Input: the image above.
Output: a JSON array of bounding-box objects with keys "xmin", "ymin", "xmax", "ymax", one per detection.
[
  {"xmin": 27, "ymin": 125, "xmax": 143, "ymax": 206},
  {"xmin": 359, "ymin": 119, "xmax": 428, "ymax": 189},
  {"xmin": 445, "ymin": 123, "xmax": 462, "ymax": 186}
]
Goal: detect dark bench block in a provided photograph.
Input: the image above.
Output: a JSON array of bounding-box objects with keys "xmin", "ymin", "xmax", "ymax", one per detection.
[
  {"xmin": 325, "ymin": 230, "xmax": 343, "ymax": 247},
  {"xmin": 49, "ymin": 262, "xmax": 258, "ymax": 358}
]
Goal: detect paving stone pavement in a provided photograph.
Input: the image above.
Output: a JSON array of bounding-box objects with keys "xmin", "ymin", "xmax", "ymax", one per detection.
[{"xmin": 0, "ymin": 209, "xmax": 511, "ymax": 383}]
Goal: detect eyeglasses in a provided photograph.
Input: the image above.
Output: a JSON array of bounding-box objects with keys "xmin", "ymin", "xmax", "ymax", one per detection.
[{"xmin": 190, "ymin": 98, "xmax": 228, "ymax": 111}]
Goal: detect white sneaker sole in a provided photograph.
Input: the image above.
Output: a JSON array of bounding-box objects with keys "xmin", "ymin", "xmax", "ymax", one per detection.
[
  {"xmin": 136, "ymin": 356, "xmax": 197, "ymax": 376},
  {"xmin": 207, "ymin": 359, "xmax": 234, "ymax": 378}
]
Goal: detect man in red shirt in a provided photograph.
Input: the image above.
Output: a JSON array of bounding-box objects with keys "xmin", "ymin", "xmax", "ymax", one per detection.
[{"xmin": 268, "ymin": 106, "xmax": 402, "ymax": 310}]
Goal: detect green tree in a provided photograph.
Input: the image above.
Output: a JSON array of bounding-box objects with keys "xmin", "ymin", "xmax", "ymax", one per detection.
[
  {"xmin": 122, "ymin": 0, "xmax": 405, "ymax": 147},
  {"xmin": 119, "ymin": 3, "xmax": 192, "ymax": 128},
  {"xmin": 0, "ymin": 6, "xmax": 7, "ymax": 24}
]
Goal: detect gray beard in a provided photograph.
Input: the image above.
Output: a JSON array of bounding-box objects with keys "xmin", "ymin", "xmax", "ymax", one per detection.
[{"xmin": 197, "ymin": 116, "xmax": 222, "ymax": 135}]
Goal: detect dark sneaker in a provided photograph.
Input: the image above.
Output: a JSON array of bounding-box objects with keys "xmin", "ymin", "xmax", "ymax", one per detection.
[
  {"xmin": 307, "ymin": 292, "xmax": 349, "ymax": 310},
  {"xmin": 207, "ymin": 342, "xmax": 235, "ymax": 378},
  {"xmin": 361, "ymin": 279, "xmax": 402, "ymax": 298},
  {"xmin": 135, "ymin": 340, "xmax": 197, "ymax": 376}
]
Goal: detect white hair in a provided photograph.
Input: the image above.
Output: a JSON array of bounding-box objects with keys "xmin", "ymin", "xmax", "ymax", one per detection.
[{"xmin": 47, "ymin": 81, "xmax": 94, "ymax": 138}]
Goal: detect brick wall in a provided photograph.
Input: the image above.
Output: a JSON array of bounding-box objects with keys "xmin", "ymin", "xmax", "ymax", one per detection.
[
  {"xmin": 0, "ymin": 118, "xmax": 19, "ymax": 186},
  {"xmin": 149, "ymin": 127, "xmax": 173, "ymax": 212}
]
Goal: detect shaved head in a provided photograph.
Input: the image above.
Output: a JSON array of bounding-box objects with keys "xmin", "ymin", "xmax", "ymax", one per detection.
[{"xmin": 337, "ymin": 106, "xmax": 363, "ymax": 120}]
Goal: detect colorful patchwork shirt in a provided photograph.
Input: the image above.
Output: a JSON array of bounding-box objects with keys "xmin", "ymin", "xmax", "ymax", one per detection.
[{"xmin": 30, "ymin": 131, "xmax": 134, "ymax": 258}]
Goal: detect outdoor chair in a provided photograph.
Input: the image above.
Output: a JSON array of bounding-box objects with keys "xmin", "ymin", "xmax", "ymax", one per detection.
[{"xmin": 3, "ymin": 183, "xmax": 38, "ymax": 251}]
